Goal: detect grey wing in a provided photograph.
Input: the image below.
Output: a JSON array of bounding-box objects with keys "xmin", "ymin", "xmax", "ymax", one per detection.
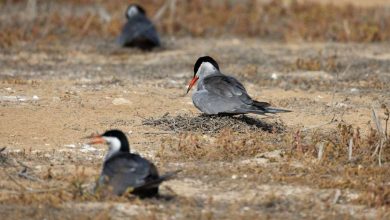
[
  {"xmin": 195, "ymin": 75, "xmax": 269, "ymax": 114},
  {"xmin": 202, "ymin": 75, "xmax": 252, "ymax": 103},
  {"xmin": 118, "ymin": 15, "xmax": 160, "ymax": 46},
  {"xmin": 99, "ymin": 154, "xmax": 155, "ymax": 195}
]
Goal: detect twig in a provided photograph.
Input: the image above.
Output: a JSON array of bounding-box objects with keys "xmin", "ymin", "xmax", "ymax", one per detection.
[
  {"xmin": 348, "ymin": 138, "xmax": 353, "ymax": 161},
  {"xmin": 13, "ymin": 158, "xmax": 31, "ymax": 169},
  {"xmin": 142, "ymin": 131, "xmax": 176, "ymax": 135},
  {"xmin": 371, "ymin": 106, "xmax": 385, "ymax": 166},
  {"xmin": 317, "ymin": 142, "xmax": 325, "ymax": 161},
  {"xmin": 378, "ymin": 139, "xmax": 384, "ymax": 167},
  {"xmin": 153, "ymin": 0, "xmax": 171, "ymax": 23},
  {"xmin": 372, "ymin": 142, "xmax": 380, "ymax": 158},
  {"xmin": 168, "ymin": 0, "xmax": 177, "ymax": 35},
  {"xmin": 18, "ymin": 167, "xmax": 44, "ymax": 183},
  {"xmin": 333, "ymin": 189, "xmax": 341, "ymax": 204},
  {"xmin": 371, "ymin": 107, "xmax": 383, "ymax": 135},
  {"xmin": 384, "ymin": 105, "xmax": 389, "ymax": 139},
  {"xmin": 26, "ymin": 0, "xmax": 37, "ymax": 21},
  {"xmin": 132, "ymin": 141, "xmax": 155, "ymax": 145},
  {"xmin": 81, "ymin": 13, "xmax": 95, "ymax": 36}
]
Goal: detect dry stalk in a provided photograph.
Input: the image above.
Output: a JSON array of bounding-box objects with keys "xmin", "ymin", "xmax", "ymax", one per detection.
[
  {"xmin": 371, "ymin": 107, "xmax": 385, "ymax": 166},
  {"xmin": 153, "ymin": 0, "xmax": 171, "ymax": 23},
  {"xmin": 168, "ymin": 0, "xmax": 177, "ymax": 35},
  {"xmin": 81, "ymin": 13, "xmax": 96, "ymax": 36},
  {"xmin": 18, "ymin": 167, "xmax": 44, "ymax": 183},
  {"xmin": 383, "ymin": 104, "xmax": 389, "ymax": 139},
  {"xmin": 378, "ymin": 139, "xmax": 384, "ymax": 167},
  {"xmin": 317, "ymin": 142, "xmax": 325, "ymax": 161},
  {"xmin": 26, "ymin": 0, "xmax": 37, "ymax": 21},
  {"xmin": 348, "ymin": 138, "xmax": 353, "ymax": 161},
  {"xmin": 333, "ymin": 189, "xmax": 341, "ymax": 204}
]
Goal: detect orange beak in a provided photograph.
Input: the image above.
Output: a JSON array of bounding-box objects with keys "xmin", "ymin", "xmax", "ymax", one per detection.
[
  {"xmin": 186, "ymin": 76, "xmax": 199, "ymax": 94},
  {"xmin": 87, "ymin": 135, "xmax": 106, "ymax": 145}
]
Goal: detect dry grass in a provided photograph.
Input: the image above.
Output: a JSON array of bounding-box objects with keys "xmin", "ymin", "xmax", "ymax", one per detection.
[
  {"xmin": 1, "ymin": 0, "xmax": 390, "ymax": 48},
  {"xmin": 1, "ymin": 1, "xmax": 390, "ymax": 218},
  {"xmin": 157, "ymin": 128, "xmax": 287, "ymax": 161},
  {"xmin": 2, "ymin": 108, "xmax": 387, "ymax": 208},
  {"xmin": 153, "ymin": 109, "xmax": 390, "ymax": 207}
]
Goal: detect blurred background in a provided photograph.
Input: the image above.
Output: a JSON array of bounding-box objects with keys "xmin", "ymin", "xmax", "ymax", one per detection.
[{"xmin": 1, "ymin": 0, "xmax": 390, "ymax": 49}]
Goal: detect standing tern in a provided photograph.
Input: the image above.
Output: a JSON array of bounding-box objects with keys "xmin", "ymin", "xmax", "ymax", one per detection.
[
  {"xmin": 88, "ymin": 129, "xmax": 178, "ymax": 198},
  {"xmin": 117, "ymin": 4, "xmax": 160, "ymax": 50},
  {"xmin": 186, "ymin": 56, "xmax": 291, "ymax": 115}
]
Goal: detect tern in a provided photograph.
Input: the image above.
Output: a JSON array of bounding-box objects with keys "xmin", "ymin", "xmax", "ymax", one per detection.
[
  {"xmin": 88, "ymin": 129, "xmax": 178, "ymax": 198},
  {"xmin": 117, "ymin": 4, "xmax": 160, "ymax": 50},
  {"xmin": 186, "ymin": 56, "xmax": 291, "ymax": 115}
]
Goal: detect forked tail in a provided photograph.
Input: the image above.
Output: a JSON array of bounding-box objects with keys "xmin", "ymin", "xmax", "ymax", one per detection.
[
  {"xmin": 134, "ymin": 170, "xmax": 182, "ymax": 191},
  {"xmin": 264, "ymin": 107, "xmax": 292, "ymax": 114}
]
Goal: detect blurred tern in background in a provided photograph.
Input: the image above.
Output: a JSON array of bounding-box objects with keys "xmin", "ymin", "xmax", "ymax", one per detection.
[{"xmin": 117, "ymin": 4, "xmax": 160, "ymax": 50}]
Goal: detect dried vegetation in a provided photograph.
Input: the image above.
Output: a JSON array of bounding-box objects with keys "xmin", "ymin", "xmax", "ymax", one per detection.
[
  {"xmin": 1, "ymin": 0, "xmax": 390, "ymax": 219},
  {"xmin": 143, "ymin": 113, "xmax": 285, "ymax": 133},
  {"xmin": 1, "ymin": 0, "xmax": 390, "ymax": 48},
  {"xmin": 152, "ymin": 107, "xmax": 390, "ymax": 207}
]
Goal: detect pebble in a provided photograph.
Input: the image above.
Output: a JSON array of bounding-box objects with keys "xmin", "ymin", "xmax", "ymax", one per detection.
[
  {"xmin": 271, "ymin": 73, "xmax": 278, "ymax": 80},
  {"xmin": 112, "ymin": 98, "xmax": 131, "ymax": 105},
  {"xmin": 80, "ymin": 144, "xmax": 98, "ymax": 152},
  {"xmin": 350, "ymin": 88, "xmax": 359, "ymax": 93},
  {"xmin": 64, "ymin": 144, "xmax": 76, "ymax": 148}
]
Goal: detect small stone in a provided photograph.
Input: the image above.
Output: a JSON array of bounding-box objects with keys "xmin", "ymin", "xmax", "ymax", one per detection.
[
  {"xmin": 242, "ymin": 207, "xmax": 250, "ymax": 211},
  {"xmin": 80, "ymin": 144, "xmax": 98, "ymax": 152},
  {"xmin": 64, "ymin": 144, "xmax": 76, "ymax": 148},
  {"xmin": 112, "ymin": 98, "xmax": 131, "ymax": 105},
  {"xmin": 350, "ymin": 88, "xmax": 359, "ymax": 93}
]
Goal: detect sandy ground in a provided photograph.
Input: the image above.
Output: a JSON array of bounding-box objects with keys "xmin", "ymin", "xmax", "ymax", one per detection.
[
  {"xmin": 0, "ymin": 38, "xmax": 389, "ymax": 219},
  {"xmin": 314, "ymin": 0, "xmax": 390, "ymax": 7}
]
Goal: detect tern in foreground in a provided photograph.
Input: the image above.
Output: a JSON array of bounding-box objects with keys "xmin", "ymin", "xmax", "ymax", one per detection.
[
  {"xmin": 117, "ymin": 4, "xmax": 160, "ymax": 50},
  {"xmin": 88, "ymin": 130, "xmax": 179, "ymax": 198},
  {"xmin": 186, "ymin": 56, "xmax": 291, "ymax": 115}
]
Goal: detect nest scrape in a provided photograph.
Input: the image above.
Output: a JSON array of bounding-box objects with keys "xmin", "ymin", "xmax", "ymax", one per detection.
[{"xmin": 142, "ymin": 113, "xmax": 286, "ymax": 133}]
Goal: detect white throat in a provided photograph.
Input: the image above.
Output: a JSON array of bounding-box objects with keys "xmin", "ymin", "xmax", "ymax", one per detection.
[
  {"xmin": 197, "ymin": 62, "xmax": 219, "ymax": 80},
  {"xmin": 103, "ymin": 137, "xmax": 121, "ymax": 161},
  {"xmin": 127, "ymin": 7, "xmax": 140, "ymax": 18}
]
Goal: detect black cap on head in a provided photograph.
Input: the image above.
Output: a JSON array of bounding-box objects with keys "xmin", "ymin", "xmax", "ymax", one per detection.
[
  {"xmin": 102, "ymin": 129, "xmax": 130, "ymax": 152},
  {"xmin": 193, "ymin": 56, "xmax": 219, "ymax": 77},
  {"xmin": 126, "ymin": 4, "xmax": 146, "ymax": 18}
]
